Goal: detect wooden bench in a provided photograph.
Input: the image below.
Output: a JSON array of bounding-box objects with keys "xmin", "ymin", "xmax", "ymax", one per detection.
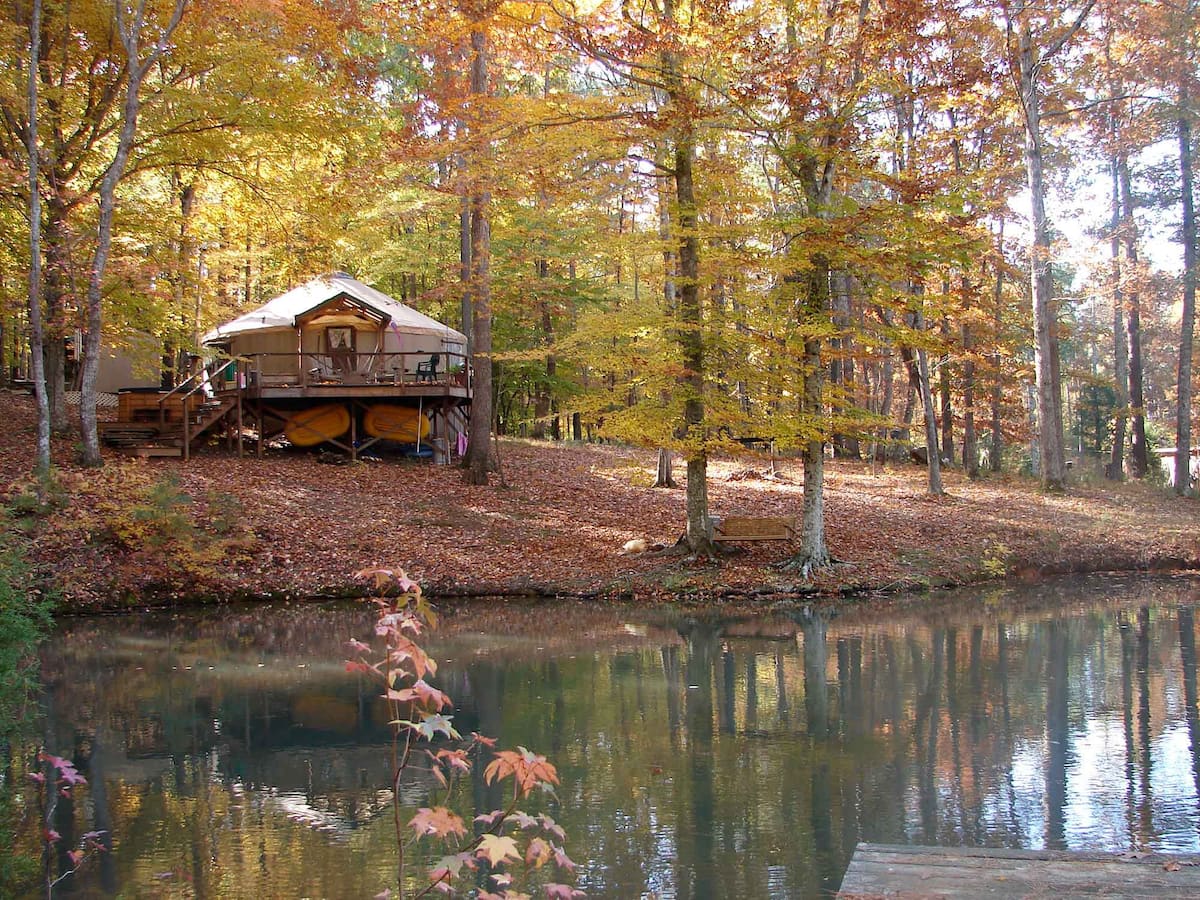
[{"xmin": 713, "ymin": 516, "xmax": 797, "ymax": 543}]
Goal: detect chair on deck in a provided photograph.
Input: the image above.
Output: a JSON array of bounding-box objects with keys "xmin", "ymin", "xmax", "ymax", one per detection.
[{"xmin": 416, "ymin": 355, "xmax": 439, "ymax": 382}]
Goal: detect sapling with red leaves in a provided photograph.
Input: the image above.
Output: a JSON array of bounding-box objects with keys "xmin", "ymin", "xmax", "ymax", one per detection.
[
  {"xmin": 348, "ymin": 568, "xmax": 583, "ymax": 899},
  {"xmin": 30, "ymin": 750, "xmax": 107, "ymax": 897}
]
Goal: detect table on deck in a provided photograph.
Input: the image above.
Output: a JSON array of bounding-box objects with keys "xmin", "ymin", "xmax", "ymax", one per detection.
[{"xmin": 839, "ymin": 843, "xmax": 1200, "ymax": 898}]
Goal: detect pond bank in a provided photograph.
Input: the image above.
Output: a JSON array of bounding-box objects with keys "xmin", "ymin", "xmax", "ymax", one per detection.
[{"xmin": 2, "ymin": 392, "xmax": 1198, "ymax": 614}]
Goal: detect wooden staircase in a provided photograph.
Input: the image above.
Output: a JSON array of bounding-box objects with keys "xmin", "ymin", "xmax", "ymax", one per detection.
[{"xmin": 101, "ymin": 397, "xmax": 237, "ymax": 458}]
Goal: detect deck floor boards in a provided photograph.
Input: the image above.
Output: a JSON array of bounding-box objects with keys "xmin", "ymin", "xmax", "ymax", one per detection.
[{"xmin": 839, "ymin": 843, "xmax": 1200, "ymax": 898}]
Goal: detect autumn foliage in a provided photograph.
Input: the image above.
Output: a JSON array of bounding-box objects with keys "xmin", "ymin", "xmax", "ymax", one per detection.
[{"xmin": 347, "ymin": 567, "xmax": 581, "ymax": 899}]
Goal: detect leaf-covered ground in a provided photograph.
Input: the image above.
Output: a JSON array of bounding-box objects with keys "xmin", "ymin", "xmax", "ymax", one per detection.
[{"xmin": 2, "ymin": 390, "xmax": 1198, "ymax": 611}]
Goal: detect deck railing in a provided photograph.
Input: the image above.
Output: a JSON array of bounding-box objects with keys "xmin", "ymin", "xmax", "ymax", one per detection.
[{"xmin": 237, "ymin": 351, "xmax": 471, "ymax": 392}]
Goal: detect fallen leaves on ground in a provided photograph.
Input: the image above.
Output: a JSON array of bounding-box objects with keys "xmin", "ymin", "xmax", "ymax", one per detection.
[{"xmin": 1, "ymin": 389, "xmax": 1197, "ymax": 611}]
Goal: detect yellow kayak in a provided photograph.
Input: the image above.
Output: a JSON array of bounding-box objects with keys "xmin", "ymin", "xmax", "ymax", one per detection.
[
  {"xmin": 285, "ymin": 403, "xmax": 351, "ymax": 447},
  {"xmin": 363, "ymin": 404, "xmax": 430, "ymax": 442}
]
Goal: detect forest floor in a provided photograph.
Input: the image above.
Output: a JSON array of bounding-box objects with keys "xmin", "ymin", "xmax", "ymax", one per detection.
[{"xmin": 2, "ymin": 389, "xmax": 1198, "ymax": 612}]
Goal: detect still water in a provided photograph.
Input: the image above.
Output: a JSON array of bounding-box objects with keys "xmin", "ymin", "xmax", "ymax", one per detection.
[{"xmin": 30, "ymin": 574, "xmax": 1200, "ymax": 898}]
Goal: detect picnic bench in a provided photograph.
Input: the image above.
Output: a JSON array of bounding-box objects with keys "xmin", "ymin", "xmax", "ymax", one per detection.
[{"xmin": 713, "ymin": 516, "xmax": 797, "ymax": 543}]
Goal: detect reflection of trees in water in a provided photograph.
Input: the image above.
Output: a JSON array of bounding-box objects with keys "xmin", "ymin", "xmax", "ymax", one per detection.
[
  {"xmin": 1180, "ymin": 608, "xmax": 1200, "ymax": 813},
  {"xmin": 33, "ymin": 578, "xmax": 1200, "ymax": 897}
]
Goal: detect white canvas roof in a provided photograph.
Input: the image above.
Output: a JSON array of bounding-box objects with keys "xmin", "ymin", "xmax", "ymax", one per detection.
[{"xmin": 202, "ymin": 272, "xmax": 467, "ymax": 345}]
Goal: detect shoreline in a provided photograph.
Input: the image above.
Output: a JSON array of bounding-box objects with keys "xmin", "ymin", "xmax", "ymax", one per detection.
[{"xmin": 46, "ymin": 556, "xmax": 1200, "ymax": 618}]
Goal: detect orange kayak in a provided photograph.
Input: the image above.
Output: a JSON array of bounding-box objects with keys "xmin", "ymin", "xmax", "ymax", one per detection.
[
  {"xmin": 363, "ymin": 404, "xmax": 430, "ymax": 442},
  {"xmin": 284, "ymin": 403, "xmax": 351, "ymax": 447}
]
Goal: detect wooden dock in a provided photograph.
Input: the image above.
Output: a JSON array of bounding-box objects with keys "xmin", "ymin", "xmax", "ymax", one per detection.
[{"xmin": 839, "ymin": 843, "xmax": 1200, "ymax": 898}]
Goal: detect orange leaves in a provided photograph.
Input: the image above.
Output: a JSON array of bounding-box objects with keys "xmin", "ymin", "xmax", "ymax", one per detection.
[
  {"xmin": 356, "ymin": 566, "xmax": 421, "ymax": 595},
  {"xmin": 483, "ymin": 747, "xmax": 560, "ymax": 797},
  {"xmin": 409, "ymin": 806, "xmax": 467, "ymax": 839},
  {"xmin": 384, "ymin": 678, "xmax": 451, "ymax": 711},
  {"xmin": 344, "ymin": 568, "xmax": 580, "ymax": 897}
]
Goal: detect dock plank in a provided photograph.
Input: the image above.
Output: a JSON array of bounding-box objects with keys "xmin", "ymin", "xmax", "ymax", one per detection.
[{"xmin": 839, "ymin": 843, "xmax": 1200, "ymax": 898}]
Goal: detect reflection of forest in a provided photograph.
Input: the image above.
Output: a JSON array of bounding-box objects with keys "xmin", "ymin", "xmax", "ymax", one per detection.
[{"xmin": 33, "ymin": 575, "xmax": 1200, "ymax": 899}]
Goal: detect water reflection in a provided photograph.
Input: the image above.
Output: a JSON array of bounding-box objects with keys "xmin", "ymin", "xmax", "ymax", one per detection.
[{"xmin": 30, "ymin": 574, "xmax": 1200, "ymax": 898}]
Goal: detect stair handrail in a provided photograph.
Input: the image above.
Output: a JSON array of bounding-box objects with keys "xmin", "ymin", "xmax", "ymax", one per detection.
[
  {"xmin": 157, "ymin": 358, "xmax": 240, "ymax": 425},
  {"xmin": 181, "ymin": 359, "xmax": 242, "ymax": 461}
]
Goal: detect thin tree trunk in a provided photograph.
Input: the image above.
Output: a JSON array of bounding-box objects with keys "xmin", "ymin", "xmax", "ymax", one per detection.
[
  {"xmin": 1118, "ymin": 155, "xmax": 1148, "ymax": 478},
  {"xmin": 939, "ymin": 313, "xmax": 954, "ymax": 465},
  {"xmin": 464, "ymin": 23, "xmax": 493, "ymax": 486},
  {"xmin": 831, "ymin": 270, "xmax": 859, "ymax": 458},
  {"xmin": 1108, "ymin": 154, "xmax": 1129, "ymax": 480},
  {"xmin": 654, "ymin": 448, "xmax": 676, "ymax": 488},
  {"xmin": 80, "ymin": 0, "xmax": 187, "ymax": 467},
  {"xmin": 962, "ymin": 319, "xmax": 978, "ymax": 478},
  {"xmin": 655, "ymin": 154, "xmax": 678, "ymax": 480},
  {"xmin": 1017, "ymin": 19, "xmax": 1067, "ymax": 490},
  {"xmin": 532, "ymin": 258, "xmax": 553, "ymax": 439},
  {"xmin": 1177, "ymin": 97, "xmax": 1196, "ymax": 494},
  {"xmin": 459, "ymin": 189, "xmax": 472, "ymax": 349},
  {"xmin": 27, "ymin": 0, "xmax": 50, "ymax": 477},
  {"xmin": 990, "ymin": 227, "xmax": 1005, "ymax": 473},
  {"xmin": 915, "ymin": 300, "xmax": 944, "ymax": 495}
]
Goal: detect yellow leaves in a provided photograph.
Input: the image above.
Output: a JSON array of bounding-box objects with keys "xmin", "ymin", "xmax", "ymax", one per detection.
[
  {"xmin": 475, "ymin": 833, "xmax": 521, "ymax": 867},
  {"xmin": 525, "ymin": 836, "xmax": 553, "ymax": 867}
]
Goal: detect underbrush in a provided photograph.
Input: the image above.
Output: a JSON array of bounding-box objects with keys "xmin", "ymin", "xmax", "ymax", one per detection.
[
  {"xmin": 0, "ymin": 528, "xmax": 54, "ymax": 896},
  {"xmin": 15, "ymin": 465, "xmax": 259, "ymax": 599}
]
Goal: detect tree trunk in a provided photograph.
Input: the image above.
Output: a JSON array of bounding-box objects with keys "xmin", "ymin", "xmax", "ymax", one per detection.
[
  {"xmin": 463, "ymin": 23, "xmax": 494, "ymax": 485},
  {"xmin": 27, "ymin": 0, "xmax": 50, "ymax": 477},
  {"xmin": 654, "ymin": 448, "xmax": 677, "ymax": 488},
  {"xmin": 1017, "ymin": 19, "xmax": 1067, "ymax": 490},
  {"xmin": 174, "ymin": 176, "xmax": 198, "ymax": 347},
  {"xmin": 1119, "ymin": 155, "xmax": 1148, "ymax": 479},
  {"xmin": 1108, "ymin": 154, "xmax": 1129, "ymax": 480},
  {"xmin": 674, "ymin": 128, "xmax": 715, "ymax": 555},
  {"xmin": 962, "ymin": 320, "xmax": 978, "ymax": 478},
  {"xmin": 1178, "ymin": 99, "xmax": 1196, "ymax": 495},
  {"xmin": 990, "ymin": 227, "xmax": 1005, "ymax": 473},
  {"xmin": 915, "ymin": 301, "xmax": 944, "ymax": 495},
  {"xmin": 939, "ymin": 314, "xmax": 954, "ymax": 465},
  {"xmin": 42, "ymin": 201, "xmax": 69, "ymax": 434},
  {"xmin": 460, "ymin": 191, "xmax": 472, "ymax": 352},
  {"xmin": 532, "ymin": 259, "xmax": 553, "ymax": 439},
  {"xmin": 797, "ymin": 260, "xmax": 831, "ymax": 571},
  {"xmin": 80, "ymin": 0, "xmax": 186, "ymax": 467},
  {"xmin": 831, "ymin": 270, "xmax": 859, "ymax": 459}
]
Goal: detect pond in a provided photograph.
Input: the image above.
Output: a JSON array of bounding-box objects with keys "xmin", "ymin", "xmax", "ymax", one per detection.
[{"xmin": 27, "ymin": 573, "xmax": 1200, "ymax": 898}]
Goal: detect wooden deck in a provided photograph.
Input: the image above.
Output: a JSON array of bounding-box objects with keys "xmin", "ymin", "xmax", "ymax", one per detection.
[
  {"xmin": 98, "ymin": 353, "xmax": 473, "ymax": 460},
  {"xmin": 238, "ymin": 372, "xmax": 470, "ymax": 402},
  {"xmin": 839, "ymin": 843, "xmax": 1200, "ymax": 898}
]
